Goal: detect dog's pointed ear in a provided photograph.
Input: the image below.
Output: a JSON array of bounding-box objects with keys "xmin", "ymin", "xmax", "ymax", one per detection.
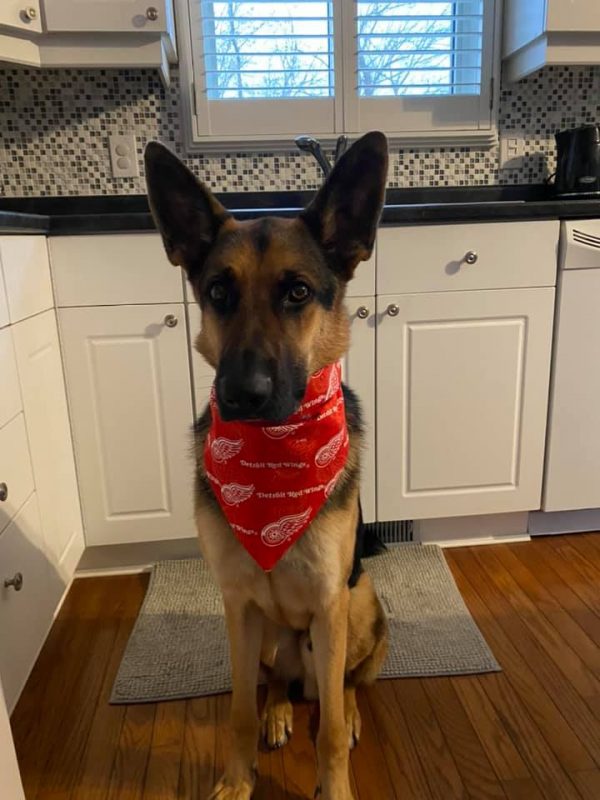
[
  {"xmin": 299, "ymin": 131, "xmax": 388, "ymax": 281},
  {"xmin": 144, "ymin": 141, "xmax": 231, "ymax": 275}
]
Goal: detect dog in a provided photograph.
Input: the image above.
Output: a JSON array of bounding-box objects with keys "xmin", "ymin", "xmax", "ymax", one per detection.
[{"xmin": 145, "ymin": 132, "xmax": 389, "ymax": 800}]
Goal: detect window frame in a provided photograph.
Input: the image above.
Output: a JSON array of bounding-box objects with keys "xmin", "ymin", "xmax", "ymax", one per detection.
[{"xmin": 176, "ymin": 0, "xmax": 501, "ymax": 152}]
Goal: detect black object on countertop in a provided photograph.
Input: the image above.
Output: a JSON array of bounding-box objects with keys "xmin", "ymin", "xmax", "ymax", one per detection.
[{"xmin": 1, "ymin": 184, "xmax": 600, "ymax": 235}]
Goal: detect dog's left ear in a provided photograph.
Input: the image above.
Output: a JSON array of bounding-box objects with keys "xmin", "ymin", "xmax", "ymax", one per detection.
[
  {"xmin": 300, "ymin": 131, "xmax": 388, "ymax": 281},
  {"xmin": 144, "ymin": 141, "xmax": 230, "ymax": 276}
]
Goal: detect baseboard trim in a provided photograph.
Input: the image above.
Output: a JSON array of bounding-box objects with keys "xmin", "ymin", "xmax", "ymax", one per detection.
[{"xmin": 76, "ymin": 537, "xmax": 200, "ymax": 576}]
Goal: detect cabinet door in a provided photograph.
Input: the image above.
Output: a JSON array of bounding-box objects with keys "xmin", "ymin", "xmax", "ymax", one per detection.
[
  {"xmin": 58, "ymin": 304, "xmax": 196, "ymax": 546},
  {"xmin": 187, "ymin": 304, "xmax": 215, "ymax": 416},
  {"xmin": 377, "ymin": 288, "xmax": 554, "ymax": 521},
  {"xmin": 43, "ymin": 0, "xmax": 169, "ymax": 32},
  {"xmin": 0, "ymin": 236, "xmax": 53, "ymax": 324},
  {"xmin": 12, "ymin": 310, "xmax": 85, "ymax": 575},
  {"xmin": 0, "ymin": 678, "xmax": 24, "ymax": 799},
  {"xmin": 0, "ymin": 2, "xmax": 42, "ymax": 33},
  {"xmin": 342, "ymin": 298, "xmax": 377, "ymax": 523}
]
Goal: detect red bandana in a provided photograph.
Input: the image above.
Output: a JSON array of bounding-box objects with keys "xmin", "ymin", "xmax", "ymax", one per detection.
[{"xmin": 204, "ymin": 363, "xmax": 349, "ymax": 571}]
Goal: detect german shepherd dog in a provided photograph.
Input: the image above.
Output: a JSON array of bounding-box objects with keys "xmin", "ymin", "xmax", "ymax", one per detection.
[{"xmin": 145, "ymin": 132, "xmax": 389, "ymax": 800}]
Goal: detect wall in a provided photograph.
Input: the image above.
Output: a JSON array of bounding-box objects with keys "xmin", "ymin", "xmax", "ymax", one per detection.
[{"xmin": 0, "ymin": 64, "xmax": 598, "ymax": 196}]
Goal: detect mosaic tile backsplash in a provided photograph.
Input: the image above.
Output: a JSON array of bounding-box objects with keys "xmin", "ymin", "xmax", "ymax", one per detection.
[{"xmin": 0, "ymin": 64, "xmax": 599, "ymax": 196}]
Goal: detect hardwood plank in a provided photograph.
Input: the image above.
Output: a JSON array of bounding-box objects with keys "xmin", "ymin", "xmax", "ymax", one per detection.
[
  {"xmin": 570, "ymin": 769, "xmax": 600, "ymax": 800},
  {"xmin": 177, "ymin": 697, "xmax": 216, "ymax": 800},
  {"xmin": 71, "ymin": 576, "xmax": 148, "ymax": 800},
  {"xmin": 495, "ymin": 546, "xmax": 600, "ymax": 677},
  {"xmin": 423, "ymin": 677, "xmax": 507, "ymax": 799},
  {"xmin": 535, "ymin": 538, "xmax": 600, "ymax": 618},
  {"xmin": 349, "ymin": 688, "xmax": 398, "ymax": 800},
  {"xmin": 106, "ymin": 704, "xmax": 156, "ymax": 800},
  {"xmin": 365, "ymin": 680, "xmax": 432, "ymax": 800},
  {"xmin": 280, "ymin": 700, "xmax": 317, "ymax": 800},
  {"xmin": 508, "ymin": 542, "xmax": 600, "ymax": 649},
  {"xmin": 142, "ymin": 700, "xmax": 186, "ymax": 798},
  {"xmin": 500, "ymin": 777, "xmax": 546, "ymax": 800},
  {"xmin": 448, "ymin": 550, "xmax": 599, "ymax": 771},
  {"xmin": 392, "ymin": 678, "xmax": 466, "ymax": 800},
  {"xmin": 473, "ymin": 546, "xmax": 600, "ymax": 719},
  {"xmin": 478, "ymin": 673, "xmax": 583, "ymax": 800},
  {"xmin": 451, "ymin": 676, "xmax": 531, "ymax": 784}
]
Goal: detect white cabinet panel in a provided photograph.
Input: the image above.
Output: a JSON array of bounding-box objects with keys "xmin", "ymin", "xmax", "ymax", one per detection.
[
  {"xmin": 43, "ymin": 0, "xmax": 169, "ymax": 33},
  {"xmin": 0, "ymin": 494, "xmax": 64, "ymax": 713},
  {"xmin": 187, "ymin": 303, "xmax": 215, "ymax": 415},
  {"xmin": 544, "ymin": 270, "xmax": 600, "ymax": 511},
  {"xmin": 12, "ymin": 310, "xmax": 85, "ymax": 574},
  {"xmin": 0, "ymin": 256, "xmax": 9, "ymax": 329},
  {"xmin": 347, "ymin": 244, "xmax": 376, "ymax": 298},
  {"xmin": 50, "ymin": 234, "xmax": 184, "ymax": 307},
  {"xmin": 0, "ymin": 678, "xmax": 24, "ymax": 798},
  {"xmin": 377, "ymin": 288, "xmax": 555, "ymax": 520},
  {"xmin": 378, "ymin": 222, "xmax": 558, "ymax": 295},
  {"xmin": 0, "ymin": 1, "xmax": 42, "ymax": 33},
  {"xmin": 59, "ymin": 304, "xmax": 195, "ymax": 545},
  {"xmin": 0, "ymin": 414, "xmax": 35, "ymax": 536},
  {"xmin": 0, "ymin": 236, "xmax": 53, "ymax": 324},
  {"xmin": 342, "ymin": 298, "xmax": 376, "ymax": 523},
  {"xmin": 0, "ymin": 327, "xmax": 22, "ymax": 430}
]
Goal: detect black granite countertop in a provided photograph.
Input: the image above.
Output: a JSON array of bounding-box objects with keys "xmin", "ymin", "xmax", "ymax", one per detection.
[{"xmin": 1, "ymin": 185, "xmax": 599, "ymax": 234}]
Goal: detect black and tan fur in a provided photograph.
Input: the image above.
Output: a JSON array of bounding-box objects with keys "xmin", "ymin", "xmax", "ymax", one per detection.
[{"xmin": 145, "ymin": 133, "xmax": 389, "ymax": 800}]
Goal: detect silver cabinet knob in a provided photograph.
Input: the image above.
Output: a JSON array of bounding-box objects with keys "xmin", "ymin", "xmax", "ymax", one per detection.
[
  {"xmin": 164, "ymin": 313, "xmax": 178, "ymax": 328},
  {"xmin": 0, "ymin": 482, "xmax": 7, "ymax": 502},
  {"xmin": 146, "ymin": 6, "xmax": 159, "ymax": 21},
  {"xmin": 386, "ymin": 303, "xmax": 400, "ymax": 317},
  {"xmin": 23, "ymin": 6, "xmax": 38, "ymax": 20},
  {"xmin": 4, "ymin": 573, "xmax": 23, "ymax": 592},
  {"xmin": 464, "ymin": 250, "xmax": 478, "ymax": 265},
  {"xmin": 356, "ymin": 306, "xmax": 369, "ymax": 319}
]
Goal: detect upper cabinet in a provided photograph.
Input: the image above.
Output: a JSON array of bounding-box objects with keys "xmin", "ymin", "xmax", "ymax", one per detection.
[
  {"xmin": 503, "ymin": 0, "xmax": 600, "ymax": 81},
  {"xmin": 0, "ymin": 0, "xmax": 176, "ymax": 79}
]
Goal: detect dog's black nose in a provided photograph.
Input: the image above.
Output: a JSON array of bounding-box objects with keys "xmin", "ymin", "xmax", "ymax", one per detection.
[{"xmin": 218, "ymin": 371, "xmax": 273, "ymax": 418}]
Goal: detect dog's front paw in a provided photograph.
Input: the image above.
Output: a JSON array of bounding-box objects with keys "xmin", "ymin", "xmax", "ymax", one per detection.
[
  {"xmin": 345, "ymin": 700, "xmax": 361, "ymax": 750},
  {"xmin": 208, "ymin": 774, "xmax": 255, "ymax": 800},
  {"xmin": 261, "ymin": 697, "xmax": 293, "ymax": 749}
]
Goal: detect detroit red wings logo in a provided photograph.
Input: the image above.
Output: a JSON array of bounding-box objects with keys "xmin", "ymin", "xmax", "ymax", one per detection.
[
  {"xmin": 221, "ymin": 482, "xmax": 255, "ymax": 506},
  {"xmin": 261, "ymin": 507, "xmax": 312, "ymax": 547},
  {"xmin": 315, "ymin": 429, "xmax": 345, "ymax": 468},
  {"xmin": 263, "ymin": 423, "xmax": 301, "ymax": 440},
  {"xmin": 210, "ymin": 436, "xmax": 243, "ymax": 463}
]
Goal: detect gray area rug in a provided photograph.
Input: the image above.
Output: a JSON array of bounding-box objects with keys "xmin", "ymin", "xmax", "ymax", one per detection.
[{"xmin": 111, "ymin": 545, "xmax": 499, "ymax": 704}]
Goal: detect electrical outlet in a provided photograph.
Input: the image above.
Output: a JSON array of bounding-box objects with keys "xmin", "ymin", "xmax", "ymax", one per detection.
[
  {"xmin": 499, "ymin": 134, "xmax": 525, "ymax": 171},
  {"xmin": 108, "ymin": 134, "xmax": 139, "ymax": 178}
]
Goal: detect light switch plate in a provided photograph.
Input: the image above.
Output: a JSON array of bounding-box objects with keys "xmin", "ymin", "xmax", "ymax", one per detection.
[
  {"xmin": 108, "ymin": 134, "xmax": 139, "ymax": 178},
  {"xmin": 499, "ymin": 133, "xmax": 525, "ymax": 171}
]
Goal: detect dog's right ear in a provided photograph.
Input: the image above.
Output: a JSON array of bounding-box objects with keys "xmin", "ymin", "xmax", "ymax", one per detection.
[{"xmin": 144, "ymin": 142, "xmax": 230, "ymax": 276}]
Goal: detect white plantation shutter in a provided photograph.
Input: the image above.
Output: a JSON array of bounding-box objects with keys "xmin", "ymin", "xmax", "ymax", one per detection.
[
  {"xmin": 190, "ymin": 0, "xmax": 339, "ymax": 140},
  {"xmin": 185, "ymin": 0, "xmax": 497, "ymax": 146}
]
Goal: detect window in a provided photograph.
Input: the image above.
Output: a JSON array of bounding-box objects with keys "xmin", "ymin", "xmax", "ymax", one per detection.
[{"xmin": 179, "ymin": 0, "xmax": 498, "ymax": 149}]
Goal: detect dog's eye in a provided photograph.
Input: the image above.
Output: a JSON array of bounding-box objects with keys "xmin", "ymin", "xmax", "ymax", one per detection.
[
  {"xmin": 285, "ymin": 282, "xmax": 311, "ymax": 306},
  {"xmin": 209, "ymin": 282, "xmax": 228, "ymax": 304}
]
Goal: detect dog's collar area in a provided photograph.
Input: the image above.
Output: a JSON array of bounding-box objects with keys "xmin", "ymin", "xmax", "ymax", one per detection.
[{"xmin": 205, "ymin": 362, "xmax": 349, "ymax": 571}]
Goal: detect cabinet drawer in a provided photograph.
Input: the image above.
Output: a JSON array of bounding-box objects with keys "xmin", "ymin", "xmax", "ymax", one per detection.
[
  {"xmin": 0, "ymin": 328, "xmax": 21, "ymax": 429},
  {"xmin": 49, "ymin": 234, "xmax": 184, "ymax": 307},
  {"xmin": 0, "ymin": 414, "xmax": 35, "ymax": 535},
  {"xmin": 0, "ymin": 494, "xmax": 62, "ymax": 712},
  {"xmin": 0, "ymin": 237, "xmax": 53, "ymax": 323},
  {"xmin": 378, "ymin": 221, "xmax": 559, "ymax": 294}
]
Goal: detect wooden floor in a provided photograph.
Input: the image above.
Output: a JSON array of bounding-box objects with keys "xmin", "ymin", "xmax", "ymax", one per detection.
[{"xmin": 11, "ymin": 533, "xmax": 600, "ymax": 799}]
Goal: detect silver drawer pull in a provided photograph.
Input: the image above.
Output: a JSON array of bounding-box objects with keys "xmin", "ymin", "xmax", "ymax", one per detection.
[
  {"xmin": 146, "ymin": 6, "xmax": 159, "ymax": 20},
  {"xmin": 4, "ymin": 573, "xmax": 23, "ymax": 592},
  {"xmin": 386, "ymin": 303, "xmax": 400, "ymax": 317},
  {"xmin": 164, "ymin": 314, "xmax": 178, "ymax": 328},
  {"xmin": 0, "ymin": 482, "xmax": 7, "ymax": 502},
  {"xmin": 464, "ymin": 250, "xmax": 478, "ymax": 265},
  {"xmin": 356, "ymin": 306, "xmax": 369, "ymax": 319},
  {"xmin": 23, "ymin": 6, "xmax": 38, "ymax": 21}
]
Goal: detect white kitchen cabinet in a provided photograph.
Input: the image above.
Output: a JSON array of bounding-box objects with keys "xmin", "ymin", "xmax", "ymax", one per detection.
[
  {"xmin": 0, "ymin": 493, "xmax": 64, "ymax": 713},
  {"xmin": 0, "ymin": 414, "xmax": 35, "ymax": 537},
  {"xmin": 0, "ymin": 678, "xmax": 24, "ymax": 799},
  {"xmin": 58, "ymin": 303, "xmax": 196, "ymax": 546},
  {"xmin": 187, "ymin": 303, "xmax": 214, "ymax": 416},
  {"xmin": 0, "ymin": 327, "xmax": 22, "ymax": 430},
  {"xmin": 0, "ymin": 1, "xmax": 42, "ymax": 34},
  {"xmin": 12, "ymin": 310, "xmax": 85, "ymax": 577},
  {"xmin": 376, "ymin": 287, "xmax": 555, "ymax": 521},
  {"xmin": 0, "ymin": 236, "xmax": 54, "ymax": 324},
  {"xmin": 43, "ymin": 0, "xmax": 170, "ymax": 34}
]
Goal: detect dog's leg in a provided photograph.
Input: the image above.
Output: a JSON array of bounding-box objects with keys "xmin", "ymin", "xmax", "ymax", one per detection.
[
  {"xmin": 343, "ymin": 686, "xmax": 361, "ymax": 750},
  {"xmin": 311, "ymin": 587, "xmax": 355, "ymax": 800},
  {"xmin": 261, "ymin": 677, "xmax": 293, "ymax": 749},
  {"xmin": 210, "ymin": 599, "xmax": 263, "ymax": 800}
]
